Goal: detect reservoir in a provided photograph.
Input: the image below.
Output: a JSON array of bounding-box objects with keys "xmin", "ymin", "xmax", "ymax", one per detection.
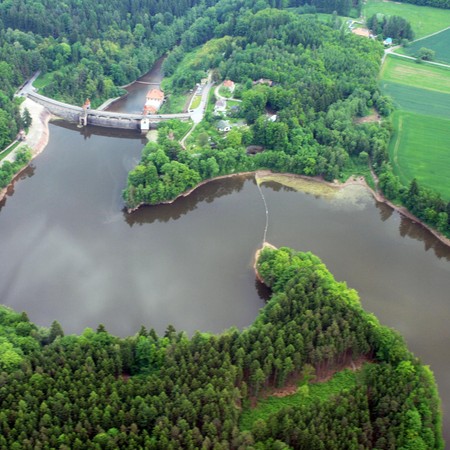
[{"xmin": 1, "ymin": 114, "xmax": 450, "ymax": 437}]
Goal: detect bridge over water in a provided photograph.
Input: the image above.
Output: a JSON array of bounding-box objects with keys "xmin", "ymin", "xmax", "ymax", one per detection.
[{"xmin": 27, "ymin": 92, "xmax": 191, "ymax": 132}]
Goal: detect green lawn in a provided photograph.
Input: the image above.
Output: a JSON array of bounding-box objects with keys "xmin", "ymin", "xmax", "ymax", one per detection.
[
  {"xmin": 0, "ymin": 141, "xmax": 19, "ymax": 161},
  {"xmin": 159, "ymin": 92, "xmax": 189, "ymax": 114},
  {"xmin": 190, "ymin": 95, "xmax": 202, "ymax": 110},
  {"xmin": 239, "ymin": 369, "xmax": 359, "ymax": 432},
  {"xmin": 380, "ymin": 55, "xmax": 450, "ymax": 94},
  {"xmin": 363, "ymin": 0, "xmax": 450, "ymax": 38},
  {"xmin": 400, "ymin": 27, "xmax": 450, "ymax": 65},
  {"xmin": 33, "ymin": 72, "xmax": 54, "ymax": 90},
  {"xmin": 389, "ymin": 111, "xmax": 450, "ymax": 200}
]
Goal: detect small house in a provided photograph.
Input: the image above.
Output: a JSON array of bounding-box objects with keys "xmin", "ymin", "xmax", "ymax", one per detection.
[
  {"xmin": 223, "ymin": 80, "xmax": 235, "ymax": 92},
  {"xmin": 383, "ymin": 37, "xmax": 393, "ymax": 46},
  {"xmin": 253, "ymin": 78, "xmax": 273, "ymax": 87},
  {"xmin": 214, "ymin": 99, "xmax": 227, "ymax": 114},
  {"xmin": 217, "ymin": 120, "xmax": 231, "ymax": 132}
]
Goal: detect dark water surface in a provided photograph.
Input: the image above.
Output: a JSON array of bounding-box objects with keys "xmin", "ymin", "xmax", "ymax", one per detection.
[
  {"xmin": 1, "ymin": 122, "xmax": 450, "ymax": 440},
  {"xmin": 105, "ymin": 56, "xmax": 165, "ymax": 114}
]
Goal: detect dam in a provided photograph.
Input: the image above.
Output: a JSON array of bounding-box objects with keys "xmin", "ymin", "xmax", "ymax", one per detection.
[{"xmin": 27, "ymin": 91, "xmax": 191, "ymax": 132}]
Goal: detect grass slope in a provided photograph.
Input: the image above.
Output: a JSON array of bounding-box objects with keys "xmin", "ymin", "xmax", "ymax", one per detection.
[
  {"xmin": 389, "ymin": 111, "xmax": 450, "ymax": 200},
  {"xmin": 380, "ymin": 55, "xmax": 450, "ymax": 94},
  {"xmin": 240, "ymin": 369, "xmax": 359, "ymax": 431},
  {"xmin": 401, "ymin": 28, "xmax": 450, "ymax": 65},
  {"xmin": 363, "ymin": 0, "xmax": 450, "ymax": 38}
]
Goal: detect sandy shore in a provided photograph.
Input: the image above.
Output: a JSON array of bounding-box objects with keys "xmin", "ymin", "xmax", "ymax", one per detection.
[{"xmin": 0, "ymin": 98, "xmax": 52, "ymax": 202}]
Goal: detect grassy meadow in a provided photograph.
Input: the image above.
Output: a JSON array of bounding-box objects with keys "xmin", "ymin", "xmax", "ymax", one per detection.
[
  {"xmin": 400, "ymin": 28, "xmax": 450, "ymax": 65},
  {"xmin": 380, "ymin": 56, "xmax": 450, "ymax": 94},
  {"xmin": 363, "ymin": 0, "xmax": 450, "ymax": 38},
  {"xmin": 389, "ymin": 111, "xmax": 450, "ymax": 200},
  {"xmin": 239, "ymin": 369, "xmax": 360, "ymax": 432}
]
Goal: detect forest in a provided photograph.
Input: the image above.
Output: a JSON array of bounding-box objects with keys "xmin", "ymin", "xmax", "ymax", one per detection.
[{"xmin": 0, "ymin": 247, "xmax": 443, "ymax": 448}]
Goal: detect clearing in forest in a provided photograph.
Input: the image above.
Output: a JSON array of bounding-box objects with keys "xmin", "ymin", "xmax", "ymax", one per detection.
[
  {"xmin": 363, "ymin": 0, "xmax": 450, "ymax": 38},
  {"xmin": 389, "ymin": 111, "xmax": 450, "ymax": 201},
  {"xmin": 239, "ymin": 368, "xmax": 361, "ymax": 431}
]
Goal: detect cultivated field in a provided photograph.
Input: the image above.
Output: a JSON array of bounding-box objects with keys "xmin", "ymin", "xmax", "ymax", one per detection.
[
  {"xmin": 363, "ymin": 0, "xmax": 450, "ymax": 38},
  {"xmin": 389, "ymin": 111, "xmax": 450, "ymax": 200},
  {"xmin": 380, "ymin": 50, "xmax": 450, "ymax": 200},
  {"xmin": 381, "ymin": 81, "xmax": 450, "ymax": 119},
  {"xmin": 380, "ymin": 56, "xmax": 450, "ymax": 94},
  {"xmin": 400, "ymin": 28, "xmax": 450, "ymax": 65}
]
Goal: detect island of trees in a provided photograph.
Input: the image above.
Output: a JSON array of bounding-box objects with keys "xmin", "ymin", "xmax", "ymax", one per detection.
[{"xmin": 0, "ymin": 246, "xmax": 443, "ymax": 448}]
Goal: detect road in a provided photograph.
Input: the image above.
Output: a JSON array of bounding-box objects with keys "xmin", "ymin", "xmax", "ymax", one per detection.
[
  {"xmin": 382, "ymin": 27, "xmax": 450, "ymax": 69},
  {"xmin": 180, "ymin": 73, "xmax": 214, "ymax": 148}
]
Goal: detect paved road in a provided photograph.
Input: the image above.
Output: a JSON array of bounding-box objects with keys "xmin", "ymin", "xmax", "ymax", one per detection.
[
  {"xmin": 214, "ymin": 83, "xmax": 242, "ymax": 103},
  {"xmin": 16, "ymin": 71, "xmax": 40, "ymax": 97},
  {"xmin": 181, "ymin": 73, "xmax": 214, "ymax": 148},
  {"xmin": 382, "ymin": 27, "xmax": 450, "ymax": 69}
]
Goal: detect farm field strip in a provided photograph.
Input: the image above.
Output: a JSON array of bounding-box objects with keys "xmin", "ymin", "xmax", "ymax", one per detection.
[
  {"xmin": 399, "ymin": 28, "xmax": 450, "ymax": 65},
  {"xmin": 381, "ymin": 80, "xmax": 450, "ymax": 119},
  {"xmin": 363, "ymin": 0, "xmax": 450, "ymax": 38},
  {"xmin": 389, "ymin": 111, "xmax": 450, "ymax": 200},
  {"xmin": 380, "ymin": 56, "xmax": 450, "ymax": 94}
]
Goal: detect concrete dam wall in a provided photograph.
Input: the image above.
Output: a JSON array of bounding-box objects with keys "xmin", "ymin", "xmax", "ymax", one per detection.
[{"xmin": 27, "ymin": 92, "xmax": 191, "ymax": 131}]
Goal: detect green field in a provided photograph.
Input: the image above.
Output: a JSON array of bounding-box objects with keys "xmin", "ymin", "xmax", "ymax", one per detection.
[
  {"xmin": 381, "ymin": 81, "xmax": 450, "ymax": 118},
  {"xmin": 380, "ymin": 55, "xmax": 450, "ymax": 94},
  {"xmin": 400, "ymin": 27, "xmax": 450, "ymax": 65},
  {"xmin": 239, "ymin": 369, "xmax": 359, "ymax": 432},
  {"xmin": 380, "ymin": 52, "xmax": 450, "ymax": 200},
  {"xmin": 389, "ymin": 111, "xmax": 450, "ymax": 200},
  {"xmin": 363, "ymin": 0, "xmax": 450, "ymax": 38}
]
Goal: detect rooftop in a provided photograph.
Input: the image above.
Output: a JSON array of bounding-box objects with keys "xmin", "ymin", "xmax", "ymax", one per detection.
[{"xmin": 146, "ymin": 89, "xmax": 164, "ymax": 100}]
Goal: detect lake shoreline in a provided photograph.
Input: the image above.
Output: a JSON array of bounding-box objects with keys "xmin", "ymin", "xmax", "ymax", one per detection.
[
  {"xmin": 129, "ymin": 170, "xmax": 450, "ymax": 249},
  {"xmin": 2, "ymin": 99, "xmax": 449, "ymax": 250},
  {"xmin": 0, "ymin": 98, "xmax": 53, "ymax": 203}
]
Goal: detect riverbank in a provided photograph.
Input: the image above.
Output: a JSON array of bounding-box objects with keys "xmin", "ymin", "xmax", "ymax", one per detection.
[{"xmin": 0, "ymin": 98, "xmax": 52, "ymax": 202}]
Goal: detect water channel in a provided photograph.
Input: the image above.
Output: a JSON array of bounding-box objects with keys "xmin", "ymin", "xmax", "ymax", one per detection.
[{"xmin": 1, "ymin": 66, "xmax": 450, "ymax": 440}]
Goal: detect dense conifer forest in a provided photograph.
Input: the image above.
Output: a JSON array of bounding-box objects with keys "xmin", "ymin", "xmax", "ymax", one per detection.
[{"xmin": 0, "ymin": 247, "xmax": 443, "ymax": 448}]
